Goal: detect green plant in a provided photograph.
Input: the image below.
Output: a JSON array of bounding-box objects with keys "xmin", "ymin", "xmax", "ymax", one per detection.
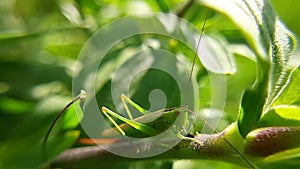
[{"xmin": 0, "ymin": 0, "xmax": 299, "ymax": 169}]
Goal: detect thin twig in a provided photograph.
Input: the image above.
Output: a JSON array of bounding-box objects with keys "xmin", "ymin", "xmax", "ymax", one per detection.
[{"xmin": 42, "ymin": 90, "xmax": 86, "ymax": 160}]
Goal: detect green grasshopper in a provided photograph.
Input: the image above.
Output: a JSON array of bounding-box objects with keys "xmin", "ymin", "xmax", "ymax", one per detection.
[{"xmin": 100, "ymin": 94, "xmax": 194, "ymax": 139}]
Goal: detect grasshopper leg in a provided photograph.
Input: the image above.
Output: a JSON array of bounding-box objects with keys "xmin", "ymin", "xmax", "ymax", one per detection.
[
  {"xmin": 101, "ymin": 107, "xmax": 126, "ymax": 135},
  {"xmin": 177, "ymin": 133, "xmax": 204, "ymax": 146},
  {"xmin": 121, "ymin": 94, "xmax": 149, "ymax": 117},
  {"xmin": 101, "ymin": 106, "xmax": 157, "ymax": 136}
]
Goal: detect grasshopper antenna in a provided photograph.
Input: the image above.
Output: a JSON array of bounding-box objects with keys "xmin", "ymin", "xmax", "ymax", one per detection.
[
  {"xmin": 42, "ymin": 90, "xmax": 86, "ymax": 161},
  {"xmin": 188, "ymin": 9, "xmax": 209, "ymax": 91},
  {"xmin": 185, "ymin": 9, "xmax": 209, "ymax": 108}
]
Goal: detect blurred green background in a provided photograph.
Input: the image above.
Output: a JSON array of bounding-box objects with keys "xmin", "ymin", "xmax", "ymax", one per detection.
[{"xmin": 0, "ymin": 0, "xmax": 299, "ymax": 169}]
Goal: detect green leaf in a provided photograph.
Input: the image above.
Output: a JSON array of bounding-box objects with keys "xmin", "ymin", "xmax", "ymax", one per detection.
[
  {"xmin": 199, "ymin": 0, "xmax": 267, "ymax": 138},
  {"xmin": 155, "ymin": 0, "xmax": 170, "ymax": 12},
  {"xmin": 0, "ymin": 96, "xmax": 34, "ymax": 114},
  {"xmin": 0, "ymin": 94, "xmax": 83, "ymax": 168},
  {"xmin": 45, "ymin": 130, "xmax": 80, "ymax": 160},
  {"xmin": 62, "ymin": 100, "xmax": 84, "ymax": 129},
  {"xmin": 262, "ymin": 147, "xmax": 300, "ymax": 168},
  {"xmin": 200, "ymin": 0, "xmax": 269, "ymax": 59},
  {"xmin": 0, "ymin": 111, "xmax": 80, "ymax": 169},
  {"xmin": 258, "ymin": 108, "xmax": 300, "ymax": 127},
  {"xmin": 266, "ymin": 18, "xmax": 297, "ymax": 107},
  {"xmin": 110, "ymin": 48, "xmax": 190, "ymax": 110},
  {"xmin": 259, "ymin": 66, "xmax": 300, "ymax": 126},
  {"xmin": 199, "ymin": 35, "xmax": 236, "ymax": 74},
  {"xmin": 239, "ymin": 77, "xmax": 268, "ymax": 137},
  {"xmin": 200, "ymin": 0, "xmax": 297, "ymax": 137},
  {"xmin": 224, "ymin": 54, "xmax": 257, "ymax": 117},
  {"xmin": 272, "ymin": 66, "xmax": 300, "ymax": 106},
  {"xmin": 273, "ymin": 106, "xmax": 300, "ymax": 122}
]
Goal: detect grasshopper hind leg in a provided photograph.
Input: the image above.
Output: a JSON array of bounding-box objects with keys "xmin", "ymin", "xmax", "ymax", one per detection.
[{"xmin": 101, "ymin": 106, "xmax": 157, "ymax": 136}]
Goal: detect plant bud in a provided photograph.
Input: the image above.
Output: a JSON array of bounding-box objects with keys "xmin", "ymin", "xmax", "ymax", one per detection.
[{"xmin": 245, "ymin": 127, "xmax": 300, "ymax": 156}]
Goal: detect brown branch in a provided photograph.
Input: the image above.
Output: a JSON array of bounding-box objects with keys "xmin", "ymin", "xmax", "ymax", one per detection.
[{"xmin": 50, "ymin": 127, "xmax": 251, "ymax": 169}]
